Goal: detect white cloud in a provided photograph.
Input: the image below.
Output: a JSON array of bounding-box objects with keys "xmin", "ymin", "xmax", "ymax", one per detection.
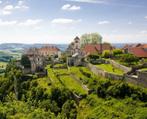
[
  {"xmin": 145, "ymin": 16, "xmax": 147, "ymax": 19},
  {"xmin": 0, "ymin": 19, "xmax": 17, "ymax": 26},
  {"xmin": 3, "ymin": 5, "xmax": 14, "ymax": 11},
  {"xmin": 1, "ymin": 5, "xmax": 14, "ymax": 15},
  {"xmin": 98, "ymin": 20, "xmax": 110, "ymax": 25},
  {"xmin": 0, "ymin": 1, "xmax": 2, "ymax": 4},
  {"xmin": 66, "ymin": 0, "xmax": 107, "ymax": 4},
  {"xmin": 0, "ymin": 1, "xmax": 29, "ymax": 16},
  {"xmin": 15, "ymin": 0, "xmax": 29, "ymax": 10},
  {"xmin": 51, "ymin": 18, "xmax": 82, "ymax": 24},
  {"xmin": 18, "ymin": 19, "xmax": 43, "ymax": 26},
  {"xmin": 2, "ymin": 10, "xmax": 12, "ymax": 15},
  {"xmin": 61, "ymin": 4, "xmax": 81, "ymax": 11},
  {"xmin": 0, "ymin": 19, "xmax": 42, "ymax": 27}
]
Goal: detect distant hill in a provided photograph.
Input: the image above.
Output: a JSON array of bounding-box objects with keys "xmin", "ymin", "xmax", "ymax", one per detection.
[{"xmin": 0, "ymin": 43, "xmax": 68, "ymax": 52}]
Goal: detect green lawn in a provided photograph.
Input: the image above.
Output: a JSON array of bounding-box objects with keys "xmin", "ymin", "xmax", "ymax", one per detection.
[{"xmin": 96, "ymin": 64, "xmax": 124, "ymax": 75}]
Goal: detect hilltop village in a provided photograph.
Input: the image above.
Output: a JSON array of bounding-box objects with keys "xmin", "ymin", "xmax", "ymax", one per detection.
[
  {"xmin": 0, "ymin": 33, "xmax": 147, "ymax": 118},
  {"xmin": 16, "ymin": 33, "xmax": 147, "ymax": 88}
]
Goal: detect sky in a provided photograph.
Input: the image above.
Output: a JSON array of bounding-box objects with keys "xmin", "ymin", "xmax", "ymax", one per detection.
[{"xmin": 0, "ymin": 0, "xmax": 147, "ymax": 44}]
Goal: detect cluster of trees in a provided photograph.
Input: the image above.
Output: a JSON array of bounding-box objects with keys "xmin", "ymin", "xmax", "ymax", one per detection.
[
  {"xmin": 80, "ymin": 33, "xmax": 102, "ymax": 47},
  {"xmin": 101, "ymin": 49, "xmax": 139, "ymax": 66},
  {"xmin": 0, "ymin": 60, "xmax": 78, "ymax": 118},
  {"xmin": 97, "ymin": 80, "xmax": 147, "ymax": 102},
  {"xmin": 102, "ymin": 49, "xmax": 123, "ymax": 58}
]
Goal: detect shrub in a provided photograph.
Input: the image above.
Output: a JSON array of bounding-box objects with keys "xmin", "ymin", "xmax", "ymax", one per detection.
[
  {"xmin": 102, "ymin": 50, "xmax": 112, "ymax": 58},
  {"xmin": 112, "ymin": 49, "xmax": 123, "ymax": 57},
  {"xmin": 120, "ymin": 54, "xmax": 139, "ymax": 65}
]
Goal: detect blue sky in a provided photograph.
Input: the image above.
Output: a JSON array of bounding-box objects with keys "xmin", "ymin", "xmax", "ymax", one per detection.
[{"xmin": 0, "ymin": 0, "xmax": 147, "ymax": 44}]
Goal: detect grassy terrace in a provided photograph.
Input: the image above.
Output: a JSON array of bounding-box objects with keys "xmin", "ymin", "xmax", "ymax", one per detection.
[
  {"xmin": 96, "ymin": 64, "xmax": 124, "ymax": 75},
  {"xmin": 59, "ymin": 75, "xmax": 87, "ymax": 95},
  {"xmin": 139, "ymin": 68, "xmax": 147, "ymax": 72},
  {"xmin": 47, "ymin": 65, "xmax": 87, "ymax": 95},
  {"xmin": 69, "ymin": 66, "xmax": 107, "ymax": 90},
  {"xmin": 47, "ymin": 66, "xmax": 63, "ymax": 87}
]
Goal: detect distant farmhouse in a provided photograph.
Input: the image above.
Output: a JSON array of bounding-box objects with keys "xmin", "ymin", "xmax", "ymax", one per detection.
[
  {"xmin": 123, "ymin": 44, "xmax": 147, "ymax": 58},
  {"xmin": 23, "ymin": 46, "xmax": 61, "ymax": 73}
]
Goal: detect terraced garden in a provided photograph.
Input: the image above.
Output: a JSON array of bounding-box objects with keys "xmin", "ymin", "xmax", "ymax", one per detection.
[
  {"xmin": 46, "ymin": 64, "xmax": 110, "ymax": 97},
  {"xmin": 47, "ymin": 65, "xmax": 88, "ymax": 96},
  {"xmin": 96, "ymin": 64, "xmax": 124, "ymax": 75}
]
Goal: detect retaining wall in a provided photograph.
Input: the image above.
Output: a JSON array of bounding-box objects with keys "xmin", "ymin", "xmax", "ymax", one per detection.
[
  {"xmin": 83, "ymin": 62, "xmax": 147, "ymax": 88},
  {"xmin": 108, "ymin": 60, "xmax": 131, "ymax": 73},
  {"xmin": 84, "ymin": 62, "xmax": 124, "ymax": 80}
]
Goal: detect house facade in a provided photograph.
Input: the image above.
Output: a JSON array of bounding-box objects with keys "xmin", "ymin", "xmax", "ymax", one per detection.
[{"xmin": 24, "ymin": 46, "xmax": 61, "ymax": 73}]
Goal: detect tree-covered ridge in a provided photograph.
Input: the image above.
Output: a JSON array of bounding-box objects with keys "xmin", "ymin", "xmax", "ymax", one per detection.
[{"xmin": 0, "ymin": 61, "xmax": 147, "ymax": 119}]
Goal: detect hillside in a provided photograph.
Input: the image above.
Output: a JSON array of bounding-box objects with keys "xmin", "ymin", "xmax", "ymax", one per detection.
[{"xmin": 0, "ymin": 62, "xmax": 147, "ymax": 119}]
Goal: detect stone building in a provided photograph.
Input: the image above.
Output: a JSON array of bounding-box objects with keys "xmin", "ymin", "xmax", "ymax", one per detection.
[
  {"xmin": 66, "ymin": 36, "xmax": 81, "ymax": 56},
  {"xmin": 66, "ymin": 36, "xmax": 84, "ymax": 66},
  {"xmin": 24, "ymin": 46, "xmax": 61, "ymax": 73}
]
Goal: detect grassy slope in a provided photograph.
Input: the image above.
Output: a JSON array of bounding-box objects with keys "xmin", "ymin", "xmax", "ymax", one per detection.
[
  {"xmin": 1, "ymin": 64, "xmax": 147, "ymax": 119},
  {"xmin": 96, "ymin": 64, "xmax": 124, "ymax": 75}
]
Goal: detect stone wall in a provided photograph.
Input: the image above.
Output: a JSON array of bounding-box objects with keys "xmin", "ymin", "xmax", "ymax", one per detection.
[
  {"xmin": 84, "ymin": 62, "xmax": 147, "ymax": 88},
  {"xmin": 137, "ymin": 71, "xmax": 147, "ymax": 87},
  {"xmin": 109, "ymin": 60, "xmax": 131, "ymax": 73},
  {"xmin": 84, "ymin": 62, "xmax": 124, "ymax": 80}
]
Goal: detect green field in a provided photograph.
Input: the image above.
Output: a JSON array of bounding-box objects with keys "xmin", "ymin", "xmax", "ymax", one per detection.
[{"xmin": 96, "ymin": 64, "xmax": 124, "ymax": 75}]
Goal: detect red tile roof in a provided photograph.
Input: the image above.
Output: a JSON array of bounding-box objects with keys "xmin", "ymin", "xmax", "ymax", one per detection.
[
  {"xmin": 129, "ymin": 47, "xmax": 147, "ymax": 58},
  {"xmin": 82, "ymin": 44, "xmax": 113, "ymax": 55},
  {"xmin": 138, "ymin": 44, "xmax": 147, "ymax": 49},
  {"xmin": 123, "ymin": 44, "xmax": 147, "ymax": 58}
]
